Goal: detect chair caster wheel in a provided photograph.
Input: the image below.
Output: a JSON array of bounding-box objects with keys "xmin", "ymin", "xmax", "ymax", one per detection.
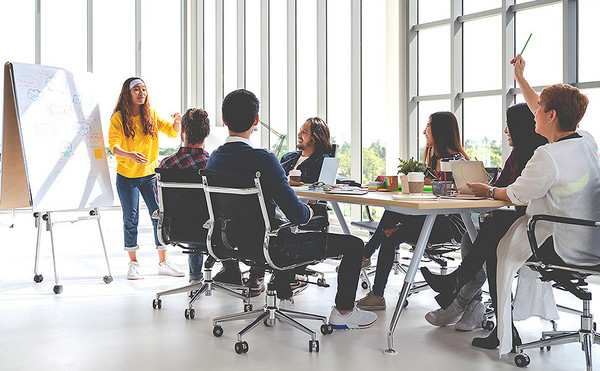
[
  {"xmin": 309, "ymin": 340, "xmax": 319, "ymax": 352},
  {"xmin": 403, "ymin": 299, "xmax": 409, "ymax": 308},
  {"xmin": 540, "ymin": 345, "xmax": 551, "ymax": 351},
  {"xmin": 482, "ymin": 320, "xmax": 495, "ymax": 331},
  {"xmin": 514, "ymin": 353, "xmax": 530, "ymax": 367},
  {"xmin": 184, "ymin": 308, "xmax": 195, "ymax": 319},
  {"xmin": 320, "ymin": 323, "xmax": 334, "ymax": 335},
  {"xmin": 317, "ymin": 278, "xmax": 326, "ymax": 286},
  {"xmin": 244, "ymin": 303, "xmax": 253, "ymax": 312},
  {"xmin": 34, "ymin": 274, "xmax": 44, "ymax": 283},
  {"xmin": 234, "ymin": 341, "xmax": 249, "ymax": 354},
  {"xmin": 152, "ymin": 299, "xmax": 162, "ymax": 309},
  {"xmin": 103, "ymin": 275, "xmax": 113, "ymax": 284},
  {"xmin": 53, "ymin": 285, "xmax": 63, "ymax": 294},
  {"xmin": 213, "ymin": 325, "xmax": 224, "ymax": 337},
  {"xmin": 361, "ymin": 281, "xmax": 369, "ymax": 290}
]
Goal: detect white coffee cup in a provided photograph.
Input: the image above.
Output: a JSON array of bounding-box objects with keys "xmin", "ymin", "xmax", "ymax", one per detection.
[
  {"xmin": 289, "ymin": 169, "xmax": 302, "ymax": 182},
  {"xmin": 407, "ymin": 172, "xmax": 425, "ymax": 194}
]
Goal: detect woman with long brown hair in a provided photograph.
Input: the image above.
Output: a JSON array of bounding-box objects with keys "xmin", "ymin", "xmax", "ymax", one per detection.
[
  {"xmin": 108, "ymin": 77, "xmax": 185, "ymax": 280},
  {"xmin": 355, "ymin": 111, "xmax": 467, "ymax": 311}
]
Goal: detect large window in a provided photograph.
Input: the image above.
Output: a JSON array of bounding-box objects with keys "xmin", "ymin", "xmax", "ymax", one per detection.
[
  {"xmin": 41, "ymin": 0, "xmax": 87, "ymax": 72},
  {"xmin": 269, "ymin": 0, "xmax": 287, "ymax": 154},
  {"xmin": 296, "ymin": 0, "xmax": 318, "ymax": 126}
]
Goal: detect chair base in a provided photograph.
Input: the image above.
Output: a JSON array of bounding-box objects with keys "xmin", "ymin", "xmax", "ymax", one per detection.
[
  {"xmin": 153, "ymin": 267, "xmax": 251, "ymax": 318},
  {"xmin": 515, "ymin": 300, "xmax": 599, "ymax": 371},
  {"xmin": 212, "ymin": 287, "xmax": 331, "ymax": 353}
]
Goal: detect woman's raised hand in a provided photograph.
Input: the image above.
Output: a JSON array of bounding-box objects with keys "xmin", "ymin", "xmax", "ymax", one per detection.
[{"xmin": 510, "ymin": 54, "xmax": 526, "ymax": 82}]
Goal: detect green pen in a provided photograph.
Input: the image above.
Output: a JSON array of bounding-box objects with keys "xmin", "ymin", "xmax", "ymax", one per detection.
[
  {"xmin": 474, "ymin": 157, "xmax": 492, "ymax": 179},
  {"xmin": 520, "ymin": 33, "xmax": 532, "ymax": 56}
]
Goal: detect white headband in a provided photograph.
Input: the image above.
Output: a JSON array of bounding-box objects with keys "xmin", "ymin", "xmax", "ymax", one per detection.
[{"xmin": 129, "ymin": 79, "xmax": 145, "ymax": 90}]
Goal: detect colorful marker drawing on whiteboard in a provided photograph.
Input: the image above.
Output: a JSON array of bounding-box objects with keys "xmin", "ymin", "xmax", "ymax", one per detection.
[
  {"xmin": 72, "ymin": 94, "xmax": 81, "ymax": 105},
  {"xmin": 27, "ymin": 89, "xmax": 42, "ymax": 101},
  {"xmin": 76, "ymin": 121, "xmax": 91, "ymax": 136}
]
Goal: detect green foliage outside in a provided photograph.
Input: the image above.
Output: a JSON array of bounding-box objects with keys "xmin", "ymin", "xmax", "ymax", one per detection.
[
  {"xmin": 464, "ymin": 137, "xmax": 502, "ymax": 167},
  {"xmin": 159, "ymin": 147, "xmax": 178, "ymax": 157},
  {"xmin": 336, "ymin": 139, "xmax": 387, "ymax": 184}
]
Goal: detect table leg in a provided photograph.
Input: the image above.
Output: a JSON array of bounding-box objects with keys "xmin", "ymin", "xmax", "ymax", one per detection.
[
  {"xmin": 385, "ymin": 214, "xmax": 436, "ymax": 354},
  {"xmin": 460, "ymin": 212, "xmax": 477, "ymax": 244},
  {"xmin": 329, "ymin": 201, "xmax": 350, "ymax": 235}
]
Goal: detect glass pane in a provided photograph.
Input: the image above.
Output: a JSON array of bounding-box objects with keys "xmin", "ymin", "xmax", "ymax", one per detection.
[
  {"xmin": 579, "ymin": 0, "xmax": 600, "ymax": 82},
  {"xmin": 223, "ymin": 0, "xmax": 237, "ymax": 95},
  {"xmin": 93, "ymin": 0, "xmax": 135, "ymax": 143},
  {"xmin": 463, "ymin": 0, "xmax": 501, "ymax": 15},
  {"xmin": 327, "ymin": 0, "xmax": 351, "ymax": 178},
  {"xmin": 41, "ymin": 0, "xmax": 87, "ymax": 71},
  {"xmin": 245, "ymin": 0, "xmax": 262, "ymax": 145},
  {"xmin": 417, "ymin": 100, "xmax": 451, "ymax": 163},
  {"xmin": 418, "ymin": 0, "xmax": 450, "ymax": 24},
  {"xmin": 579, "ymin": 89, "xmax": 600, "ymax": 154},
  {"xmin": 515, "ymin": 4, "xmax": 562, "ymax": 87},
  {"xmin": 204, "ymin": 0, "xmax": 217, "ymax": 131},
  {"xmin": 463, "ymin": 16, "xmax": 501, "ymax": 91},
  {"xmin": 0, "ymin": 0, "xmax": 35, "ymax": 134},
  {"xmin": 463, "ymin": 96, "xmax": 503, "ymax": 167},
  {"xmin": 296, "ymin": 0, "xmax": 318, "ymax": 127},
  {"xmin": 269, "ymin": 0, "xmax": 287, "ymax": 154},
  {"xmin": 362, "ymin": 0, "xmax": 387, "ymax": 184},
  {"xmin": 418, "ymin": 25, "xmax": 450, "ymax": 95},
  {"xmin": 141, "ymin": 1, "xmax": 181, "ymax": 150}
]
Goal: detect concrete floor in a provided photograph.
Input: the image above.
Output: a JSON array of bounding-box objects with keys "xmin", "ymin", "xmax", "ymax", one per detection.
[{"xmin": 0, "ymin": 208, "xmax": 595, "ymax": 371}]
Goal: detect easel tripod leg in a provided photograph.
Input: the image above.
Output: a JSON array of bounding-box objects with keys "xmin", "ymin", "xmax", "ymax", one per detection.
[
  {"xmin": 33, "ymin": 212, "xmax": 44, "ymax": 283},
  {"xmin": 94, "ymin": 208, "xmax": 113, "ymax": 283},
  {"xmin": 47, "ymin": 212, "xmax": 62, "ymax": 294}
]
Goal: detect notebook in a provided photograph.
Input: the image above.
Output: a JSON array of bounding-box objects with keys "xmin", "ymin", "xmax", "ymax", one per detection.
[
  {"xmin": 318, "ymin": 157, "xmax": 341, "ymax": 187},
  {"xmin": 444, "ymin": 160, "xmax": 489, "ymax": 200}
]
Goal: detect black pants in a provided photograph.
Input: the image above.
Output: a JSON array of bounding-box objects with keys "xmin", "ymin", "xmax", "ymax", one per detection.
[{"xmin": 273, "ymin": 232, "xmax": 364, "ymax": 310}]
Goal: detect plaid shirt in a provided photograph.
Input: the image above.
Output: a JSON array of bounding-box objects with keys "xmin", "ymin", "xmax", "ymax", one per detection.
[{"xmin": 154, "ymin": 147, "xmax": 210, "ymax": 198}]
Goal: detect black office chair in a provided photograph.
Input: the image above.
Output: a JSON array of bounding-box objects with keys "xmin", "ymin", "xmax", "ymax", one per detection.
[
  {"xmin": 151, "ymin": 168, "xmax": 251, "ymax": 319},
  {"xmin": 200, "ymin": 170, "xmax": 333, "ymax": 354},
  {"xmin": 514, "ymin": 214, "xmax": 600, "ymax": 370}
]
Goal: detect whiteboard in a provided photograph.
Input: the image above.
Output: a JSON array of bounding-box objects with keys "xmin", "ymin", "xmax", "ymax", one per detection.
[{"xmin": 6, "ymin": 62, "xmax": 114, "ymax": 211}]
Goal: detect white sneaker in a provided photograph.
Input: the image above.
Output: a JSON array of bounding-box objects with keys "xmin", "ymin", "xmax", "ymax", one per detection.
[
  {"xmin": 158, "ymin": 260, "xmax": 185, "ymax": 277},
  {"xmin": 279, "ymin": 298, "xmax": 295, "ymax": 310},
  {"xmin": 424, "ymin": 301, "xmax": 464, "ymax": 327},
  {"xmin": 127, "ymin": 261, "xmax": 140, "ymax": 280},
  {"xmin": 454, "ymin": 300, "xmax": 484, "ymax": 331},
  {"xmin": 329, "ymin": 305, "xmax": 377, "ymax": 330}
]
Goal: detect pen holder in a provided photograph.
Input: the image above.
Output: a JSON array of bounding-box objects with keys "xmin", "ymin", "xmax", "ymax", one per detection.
[{"xmin": 431, "ymin": 181, "xmax": 454, "ymax": 197}]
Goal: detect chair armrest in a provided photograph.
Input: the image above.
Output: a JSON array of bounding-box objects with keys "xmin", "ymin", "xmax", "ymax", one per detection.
[
  {"xmin": 527, "ymin": 214, "xmax": 599, "ymax": 261},
  {"xmin": 298, "ymin": 215, "xmax": 329, "ymax": 231}
]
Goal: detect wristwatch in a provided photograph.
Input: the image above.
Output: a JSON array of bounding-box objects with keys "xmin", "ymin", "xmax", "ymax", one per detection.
[{"xmin": 489, "ymin": 187, "xmax": 496, "ymax": 199}]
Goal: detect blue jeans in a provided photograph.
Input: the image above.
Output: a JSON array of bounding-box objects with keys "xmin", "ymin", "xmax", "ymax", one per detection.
[
  {"xmin": 116, "ymin": 173, "xmax": 163, "ymax": 251},
  {"xmin": 188, "ymin": 254, "xmax": 204, "ymax": 281}
]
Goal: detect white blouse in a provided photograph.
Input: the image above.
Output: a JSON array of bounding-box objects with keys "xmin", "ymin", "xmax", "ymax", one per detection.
[{"xmin": 496, "ymin": 130, "xmax": 600, "ymax": 356}]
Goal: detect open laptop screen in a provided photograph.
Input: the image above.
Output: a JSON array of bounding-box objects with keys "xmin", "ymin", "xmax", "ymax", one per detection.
[{"xmin": 318, "ymin": 157, "xmax": 340, "ymax": 186}]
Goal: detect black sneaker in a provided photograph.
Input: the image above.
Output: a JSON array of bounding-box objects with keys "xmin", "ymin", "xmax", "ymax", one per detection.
[
  {"xmin": 244, "ymin": 275, "xmax": 265, "ymax": 297},
  {"xmin": 213, "ymin": 266, "xmax": 242, "ymax": 286}
]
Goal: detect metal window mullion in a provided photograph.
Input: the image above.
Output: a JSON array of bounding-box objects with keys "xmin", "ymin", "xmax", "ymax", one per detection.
[
  {"xmin": 450, "ymin": 0, "xmax": 463, "ymax": 134},
  {"xmin": 407, "ymin": 0, "xmax": 418, "ymax": 160},
  {"xmin": 316, "ymin": 0, "xmax": 327, "ymax": 120},
  {"xmin": 35, "ymin": 0, "xmax": 41, "ymax": 64},
  {"xmin": 238, "ymin": 0, "xmax": 246, "ymax": 88},
  {"xmin": 135, "ymin": 0, "xmax": 141, "ymax": 76},
  {"xmin": 261, "ymin": 0, "xmax": 270, "ymax": 148},
  {"xmin": 350, "ymin": 0, "xmax": 361, "ymax": 222},
  {"xmin": 563, "ymin": 0, "xmax": 577, "ymax": 84},
  {"xmin": 398, "ymin": 0, "xmax": 409, "ymax": 161},
  {"xmin": 457, "ymin": 7, "xmax": 503, "ymax": 23},
  {"xmin": 287, "ymin": 0, "xmax": 297, "ymax": 153},
  {"xmin": 87, "ymin": 0, "xmax": 93, "ymax": 72},
  {"xmin": 191, "ymin": 0, "xmax": 204, "ymax": 109},
  {"xmin": 509, "ymin": 0, "xmax": 561, "ymax": 13},
  {"xmin": 181, "ymin": 0, "xmax": 188, "ymax": 113},
  {"xmin": 216, "ymin": 0, "xmax": 224, "ymax": 126},
  {"xmin": 502, "ymin": 0, "xmax": 516, "ymax": 163},
  {"xmin": 412, "ymin": 18, "xmax": 451, "ymax": 31},
  {"xmin": 386, "ymin": 0, "xmax": 400, "ymax": 174}
]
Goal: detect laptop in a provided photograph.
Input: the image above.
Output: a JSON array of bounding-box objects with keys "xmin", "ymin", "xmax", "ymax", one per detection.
[
  {"xmin": 446, "ymin": 160, "xmax": 489, "ymax": 199},
  {"xmin": 317, "ymin": 157, "xmax": 340, "ymax": 187}
]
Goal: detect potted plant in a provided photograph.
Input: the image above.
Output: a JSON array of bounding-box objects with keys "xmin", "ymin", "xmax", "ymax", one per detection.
[{"xmin": 397, "ymin": 158, "xmax": 426, "ymax": 194}]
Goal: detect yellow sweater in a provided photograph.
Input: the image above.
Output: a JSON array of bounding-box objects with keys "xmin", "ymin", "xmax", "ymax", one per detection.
[{"xmin": 108, "ymin": 108, "xmax": 179, "ymax": 178}]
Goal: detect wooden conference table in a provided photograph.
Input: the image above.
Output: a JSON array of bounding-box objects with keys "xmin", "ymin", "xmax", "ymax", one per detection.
[{"xmin": 294, "ymin": 187, "xmax": 513, "ymax": 354}]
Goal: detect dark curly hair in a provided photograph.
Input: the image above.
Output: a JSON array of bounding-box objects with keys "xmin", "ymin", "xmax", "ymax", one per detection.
[
  {"xmin": 181, "ymin": 108, "xmax": 210, "ymax": 145},
  {"xmin": 112, "ymin": 77, "xmax": 156, "ymax": 139}
]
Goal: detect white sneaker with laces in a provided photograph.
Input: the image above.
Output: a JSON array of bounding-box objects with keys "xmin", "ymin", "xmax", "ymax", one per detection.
[
  {"xmin": 454, "ymin": 300, "xmax": 484, "ymax": 331},
  {"xmin": 158, "ymin": 260, "xmax": 185, "ymax": 277},
  {"xmin": 127, "ymin": 261, "xmax": 140, "ymax": 280},
  {"xmin": 329, "ymin": 305, "xmax": 377, "ymax": 330},
  {"xmin": 424, "ymin": 301, "xmax": 465, "ymax": 326}
]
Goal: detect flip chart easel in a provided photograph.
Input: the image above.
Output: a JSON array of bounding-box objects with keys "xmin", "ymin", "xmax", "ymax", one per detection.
[{"xmin": 2, "ymin": 62, "xmax": 115, "ymax": 293}]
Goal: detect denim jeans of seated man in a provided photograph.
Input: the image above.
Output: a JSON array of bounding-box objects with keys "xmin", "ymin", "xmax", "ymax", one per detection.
[
  {"xmin": 188, "ymin": 254, "xmax": 204, "ymax": 281},
  {"xmin": 116, "ymin": 173, "xmax": 164, "ymax": 251}
]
